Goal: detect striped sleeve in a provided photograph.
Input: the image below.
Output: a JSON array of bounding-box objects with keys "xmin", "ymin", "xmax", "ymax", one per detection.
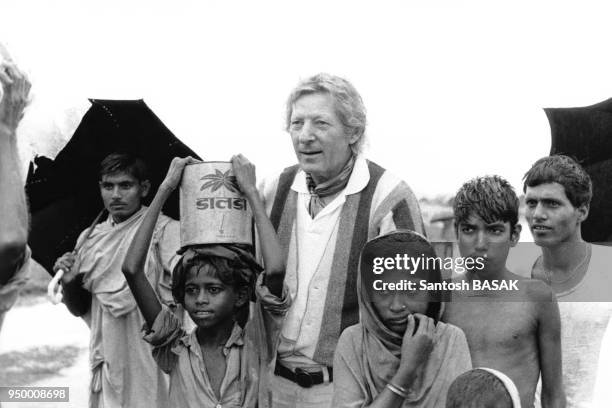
[{"xmin": 370, "ymin": 172, "xmax": 425, "ymax": 237}]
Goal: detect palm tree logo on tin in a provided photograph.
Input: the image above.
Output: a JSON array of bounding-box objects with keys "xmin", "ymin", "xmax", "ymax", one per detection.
[{"xmin": 200, "ymin": 169, "xmax": 240, "ymax": 193}]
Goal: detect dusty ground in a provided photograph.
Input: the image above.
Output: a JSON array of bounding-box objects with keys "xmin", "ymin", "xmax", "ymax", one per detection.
[{"xmin": 0, "ymin": 295, "xmax": 89, "ymax": 408}]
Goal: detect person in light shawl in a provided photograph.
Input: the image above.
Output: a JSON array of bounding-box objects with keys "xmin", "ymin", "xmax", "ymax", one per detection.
[
  {"xmin": 332, "ymin": 230, "xmax": 472, "ymax": 408},
  {"xmin": 54, "ymin": 153, "xmax": 181, "ymax": 408}
]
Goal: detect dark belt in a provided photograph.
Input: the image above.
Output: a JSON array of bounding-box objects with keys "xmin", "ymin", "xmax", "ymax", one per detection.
[{"xmin": 274, "ymin": 361, "xmax": 333, "ymax": 388}]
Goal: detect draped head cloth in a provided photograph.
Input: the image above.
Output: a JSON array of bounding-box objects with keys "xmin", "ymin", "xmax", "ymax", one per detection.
[{"xmin": 359, "ymin": 229, "xmax": 443, "ymax": 347}]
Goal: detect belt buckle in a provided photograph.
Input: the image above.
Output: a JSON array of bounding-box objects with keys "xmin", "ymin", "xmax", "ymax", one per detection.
[{"xmin": 294, "ymin": 367, "xmax": 314, "ymax": 388}]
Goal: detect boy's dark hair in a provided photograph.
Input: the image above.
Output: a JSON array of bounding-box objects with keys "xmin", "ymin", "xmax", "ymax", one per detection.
[
  {"xmin": 99, "ymin": 153, "xmax": 149, "ymax": 182},
  {"xmin": 446, "ymin": 369, "xmax": 513, "ymax": 408},
  {"xmin": 523, "ymin": 154, "xmax": 592, "ymax": 208},
  {"xmin": 360, "ymin": 230, "xmax": 443, "ymax": 321},
  {"xmin": 454, "ymin": 175, "xmax": 519, "ymax": 229},
  {"xmin": 171, "ymin": 255, "xmax": 255, "ymax": 306}
]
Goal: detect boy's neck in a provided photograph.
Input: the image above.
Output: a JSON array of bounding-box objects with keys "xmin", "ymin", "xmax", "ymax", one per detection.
[{"xmin": 196, "ymin": 318, "xmax": 236, "ymax": 348}]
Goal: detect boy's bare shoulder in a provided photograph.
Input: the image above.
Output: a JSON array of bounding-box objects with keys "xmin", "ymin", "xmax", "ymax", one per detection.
[
  {"xmin": 503, "ymin": 269, "xmax": 553, "ymax": 301},
  {"xmin": 518, "ymin": 277, "xmax": 555, "ymax": 303}
]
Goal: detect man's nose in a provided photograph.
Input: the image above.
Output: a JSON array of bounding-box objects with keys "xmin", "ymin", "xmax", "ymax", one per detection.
[
  {"xmin": 111, "ymin": 186, "xmax": 122, "ymax": 199},
  {"xmin": 475, "ymin": 231, "xmax": 488, "ymax": 250},
  {"xmin": 532, "ymin": 202, "xmax": 547, "ymax": 220},
  {"xmin": 298, "ymin": 122, "xmax": 316, "ymax": 144}
]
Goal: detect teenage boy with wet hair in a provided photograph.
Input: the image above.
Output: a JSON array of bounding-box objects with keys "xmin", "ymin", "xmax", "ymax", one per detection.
[{"xmin": 443, "ymin": 175, "xmax": 565, "ymax": 408}]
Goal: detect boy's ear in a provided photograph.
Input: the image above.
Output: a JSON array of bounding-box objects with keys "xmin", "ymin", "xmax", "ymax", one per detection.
[
  {"xmin": 510, "ymin": 223, "xmax": 522, "ymax": 247},
  {"xmin": 234, "ymin": 286, "xmax": 249, "ymax": 309}
]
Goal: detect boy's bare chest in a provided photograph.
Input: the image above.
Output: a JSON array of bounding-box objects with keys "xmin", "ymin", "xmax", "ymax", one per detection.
[
  {"xmin": 446, "ymin": 302, "xmax": 538, "ymax": 350},
  {"xmin": 200, "ymin": 346, "xmax": 228, "ymax": 400}
]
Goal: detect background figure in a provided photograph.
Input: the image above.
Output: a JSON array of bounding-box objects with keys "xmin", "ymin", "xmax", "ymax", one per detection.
[
  {"xmin": 259, "ymin": 73, "xmax": 425, "ymax": 406},
  {"xmin": 0, "ymin": 47, "xmax": 32, "ymax": 334},
  {"xmin": 53, "ymin": 153, "xmax": 181, "ymax": 408},
  {"xmin": 523, "ymin": 155, "xmax": 612, "ymax": 406},
  {"xmin": 446, "ymin": 368, "xmax": 521, "ymax": 408}
]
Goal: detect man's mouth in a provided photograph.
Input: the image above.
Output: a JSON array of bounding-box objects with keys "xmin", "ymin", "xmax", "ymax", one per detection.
[
  {"xmin": 300, "ymin": 151, "xmax": 322, "ymax": 156},
  {"xmin": 531, "ymin": 225, "xmax": 552, "ymax": 231}
]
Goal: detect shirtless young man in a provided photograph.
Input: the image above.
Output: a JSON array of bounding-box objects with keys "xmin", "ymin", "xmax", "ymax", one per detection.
[{"xmin": 442, "ymin": 175, "xmax": 565, "ymax": 408}]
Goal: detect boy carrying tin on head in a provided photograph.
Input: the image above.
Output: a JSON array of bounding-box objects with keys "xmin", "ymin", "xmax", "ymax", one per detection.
[
  {"xmin": 442, "ymin": 175, "xmax": 565, "ymax": 407},
  {"xmin": 122, "ymin": 154, "xmax": 290, "ymax": 408}
]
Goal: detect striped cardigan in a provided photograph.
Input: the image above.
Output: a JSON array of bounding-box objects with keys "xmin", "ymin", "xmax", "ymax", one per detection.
[{"xmin": 260, "ymin": 160, "xmax": 425, "ymax": 365}]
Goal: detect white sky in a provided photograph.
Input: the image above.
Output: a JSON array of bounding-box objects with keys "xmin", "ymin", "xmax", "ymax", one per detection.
[{"xmin": 2, "ymin": 0, "xmax": 612, "ymax": 197}]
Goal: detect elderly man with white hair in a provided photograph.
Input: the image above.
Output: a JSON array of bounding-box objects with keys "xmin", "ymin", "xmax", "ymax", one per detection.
[{"xmin": 258, "ymin": 73, "xmax": 425, "ymax": 407}]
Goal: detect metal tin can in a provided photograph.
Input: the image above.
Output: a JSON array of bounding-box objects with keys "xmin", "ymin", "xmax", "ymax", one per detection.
[{"xmin": 180, "ymin": 161, "xmax": 253, "ymax": 247}]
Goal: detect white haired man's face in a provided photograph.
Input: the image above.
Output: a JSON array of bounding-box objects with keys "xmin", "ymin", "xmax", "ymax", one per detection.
[{"xmin": 288, "ymin": 92, "xmax": 358, "ymax": 184}]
